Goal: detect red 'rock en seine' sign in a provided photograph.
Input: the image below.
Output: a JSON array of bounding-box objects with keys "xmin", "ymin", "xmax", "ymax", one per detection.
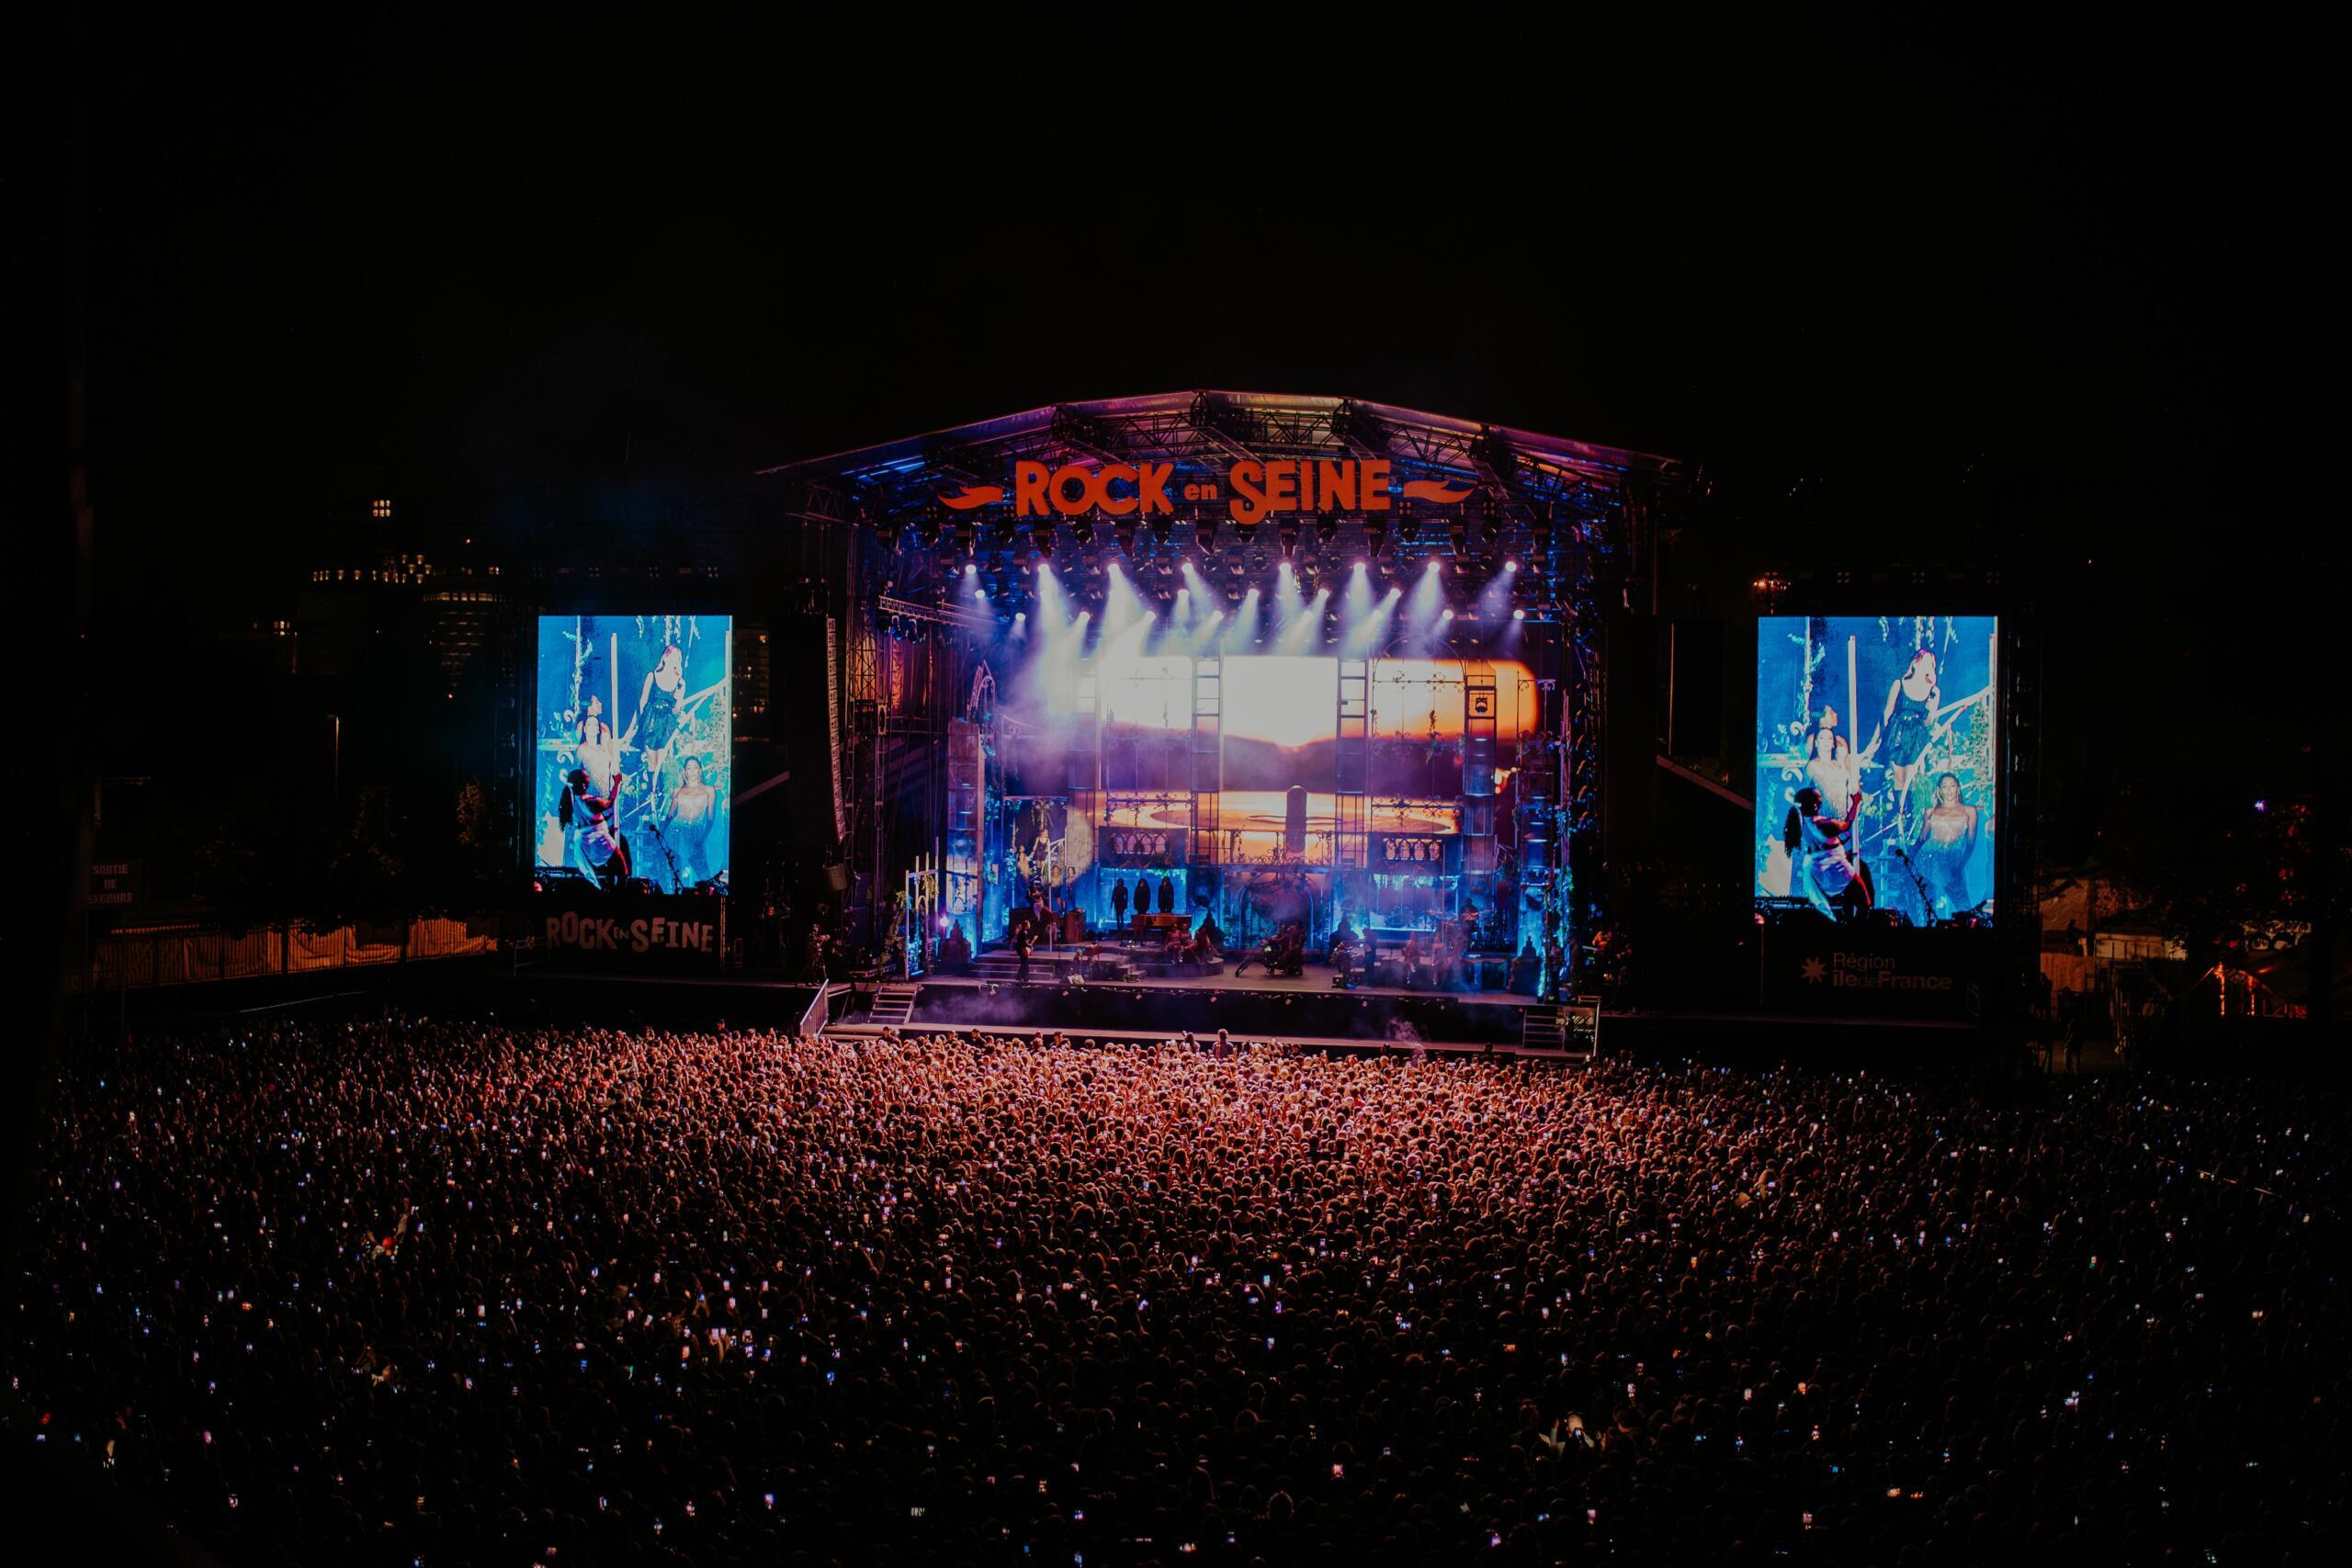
[{"xmin": 938, "ymin": 460, "xmax": 1476, "ymax": 525}]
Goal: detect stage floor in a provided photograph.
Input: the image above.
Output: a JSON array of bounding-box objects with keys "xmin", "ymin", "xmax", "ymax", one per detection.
[
  {"xmin": 931, "ymin": 956, "xmax": 1544, "ymax": 1009},
  {"xmin": 826, "ymin": 1020, "xmax": 1571, "ymax": 1057}
]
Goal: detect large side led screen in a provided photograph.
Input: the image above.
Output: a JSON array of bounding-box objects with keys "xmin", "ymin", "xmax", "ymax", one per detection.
[
  {"xmin": 1755, "ymin": 615, "xmax": 1997, "ymax": 925},
  {"xmin": 534, "ymin": 615, "xmax": 732, "ymax": 892}
]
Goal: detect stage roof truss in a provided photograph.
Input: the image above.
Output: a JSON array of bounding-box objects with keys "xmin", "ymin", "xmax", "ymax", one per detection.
[{"xmin": 764, "ymin": 392, "xmax": 1677, "ymax": 545}]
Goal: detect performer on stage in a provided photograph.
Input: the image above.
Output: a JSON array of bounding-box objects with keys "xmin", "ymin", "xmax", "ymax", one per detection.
[
  {"xmin": 1195, "ymin": 909, "xmax": 1224, "ymax": 954},
  {"xmin": 657, "ymin": 756, "xmax": 718, "ymax": 887},
  {"xmin": 575, "ymin": 695, "xmax": 622, "ymax": 795},
  {"xmin": 560, "ymin": 766, "xmax": 630, "ymax": 887},
  {"xmin": 1191, "ymin": 916, "xmax": 1221, "ymax": 964},
  {"xmin": 1804, "ymin": 704, "xmax": 1861, "ymax": 813},
  {"xmin": 1433, "ymin": 919, "xmax": 1462, "ymax": 989},
  {"xmin": 1787, "ymin": 784, "xmax": 1870, "ymax": 920},
  {"xmin": 1867, "ymin": 650, "xmax": 1939, "ymax": 833},
  {"xmin": 623, "ymin": 645, "xmax": 687, "ymax": 812},
  {"xmin": 1110, "ymin": 877, "xmax": 1129, "ymax": 931},
  {"xmin": 625, "ymin": 644, "xmax": 728, "ymax": 817},
  {"xmin": 1905, "ymin": 773, "xmax": 1981, "ymax": 921},
  {"xmin": 1510, "ymin": 937, "xmax": 1542, "ymax": 995}
]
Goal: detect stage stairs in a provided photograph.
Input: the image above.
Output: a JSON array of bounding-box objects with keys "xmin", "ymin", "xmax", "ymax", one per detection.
[
  {"xmin": 1520, "ymin": 1006, "xmax": 1588, "ymax": 1058},
  {"xmin": 970, "ymin": 949, "xmax": 1082, "ymax": 984},
  {"xmin": 869, "ymin": 983, "xmax": 921, "ymax": 1027}
]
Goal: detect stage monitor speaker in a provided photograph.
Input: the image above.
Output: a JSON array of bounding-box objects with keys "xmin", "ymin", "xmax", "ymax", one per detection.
[{"xmin": 769, "ymin": 615, "xmax": 844, "ymax": 856}]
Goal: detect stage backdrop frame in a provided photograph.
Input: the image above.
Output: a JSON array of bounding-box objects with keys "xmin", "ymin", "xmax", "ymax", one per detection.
[{"xmin": 529, "ymin": 613, "xmax": 736, "ymax": 897}]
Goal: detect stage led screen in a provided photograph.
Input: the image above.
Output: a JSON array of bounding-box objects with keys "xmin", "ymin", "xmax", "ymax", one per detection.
[
  {"xmin": 1755, "ymin": 615, "xmax": 1997, "ymax": 925},
  {"xmin": 534, "ymin": 615, "xmax": 732, "ymax": 892},
  {"xmin": 1025, "ymin": 654, "xmax": 1537, "ymax": 863}
]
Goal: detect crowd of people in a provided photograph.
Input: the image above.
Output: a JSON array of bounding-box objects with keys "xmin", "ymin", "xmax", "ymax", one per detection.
[{"xmin": 11, "ymin": 1020, "xmax": 2346, "ymax": 1565}]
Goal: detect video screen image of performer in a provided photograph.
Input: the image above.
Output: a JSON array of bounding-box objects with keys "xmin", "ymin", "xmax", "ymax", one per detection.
[
  {"xmin": 534, "ymin": 615, "xmax": 733, "ymax": 892},
  {"xmin": 1754, "ymin": 615, "xmax": 1997, "ymax": 926}
]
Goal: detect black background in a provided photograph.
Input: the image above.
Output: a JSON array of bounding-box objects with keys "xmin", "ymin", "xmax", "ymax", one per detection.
[{"xmin": 57, "ymin": 11, "xmax": 2335, "ymax": 882}]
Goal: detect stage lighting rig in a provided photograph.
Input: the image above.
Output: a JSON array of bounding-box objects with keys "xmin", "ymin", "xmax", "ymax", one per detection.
[{"xmin": 1471, "ymin": 493, "xmax": 1505, "ymax": 552}]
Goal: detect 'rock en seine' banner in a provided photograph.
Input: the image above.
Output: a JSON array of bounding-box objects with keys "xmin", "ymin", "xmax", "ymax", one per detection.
[{"xmin": 939, "ymin": 459, "xmax": 1477, "ymax": 526}]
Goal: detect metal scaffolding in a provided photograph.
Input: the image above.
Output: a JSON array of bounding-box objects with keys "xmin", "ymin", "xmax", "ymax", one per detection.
[{"xmin": 1334, "ymin": 656, "xmax": 1370, "ymax": 872}]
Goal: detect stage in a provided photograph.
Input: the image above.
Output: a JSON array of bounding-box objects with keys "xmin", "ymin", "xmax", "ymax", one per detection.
[
  {"xmin": 938, "ymin": 945, "xmax": 1543, "ymax": 1005},
  {"xmin": 895, "ymin": 950, "xmax": 1554, "ymax": 1048}
]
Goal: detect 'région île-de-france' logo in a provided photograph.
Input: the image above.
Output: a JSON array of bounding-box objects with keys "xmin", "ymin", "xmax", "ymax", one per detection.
[
  {"xmin": 939, "ymin": 459, "xmax": 1475, "ymax": 525},
  {"xmin": 1802, "ymin": 951, "xmax": 1954, "ymax": 991}
]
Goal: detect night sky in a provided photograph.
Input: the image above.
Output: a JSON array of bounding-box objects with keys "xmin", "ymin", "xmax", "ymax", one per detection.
[{"xmin": 70, "ymin": 15, "xmax": 2333, "ymax": 860}]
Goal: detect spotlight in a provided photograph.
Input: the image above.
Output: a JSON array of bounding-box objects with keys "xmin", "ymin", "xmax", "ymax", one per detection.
[
  {"xmin": 965, "ymin": 562, "xmax": 978, "ymax": 575},
  {"xmin": 1513, "ymin": 608, "xmax": 1525, "ymax": 620},
  {"xmin": 1504, "ymin": 558, "xmax": 1518, "ymax": 571},
  {"xmin": 1441, "ymin": 608, "xmax": 1454, "ymax": 621}
]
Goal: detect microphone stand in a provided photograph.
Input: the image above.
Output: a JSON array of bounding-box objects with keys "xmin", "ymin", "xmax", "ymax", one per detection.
[
  {"xmin": 640, "ymin": 817, "xmax": 688, "ymax": 893},
  {"xmin": 1884, "ymin": 840, "xmax": 1938, "ymax": 925}
]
